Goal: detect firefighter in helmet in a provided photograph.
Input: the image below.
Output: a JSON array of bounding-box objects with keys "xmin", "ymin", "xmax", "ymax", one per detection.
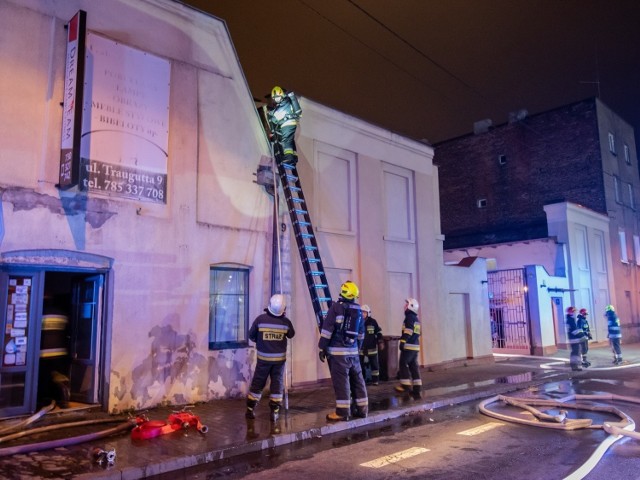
[
  {"xmin": 605, "ymin": 304, "xmax": 623, "ymax": 365},
  {"xmin": 359, "ymin": 304, "xmax": 384, "ymax": 385},
  {"xmin": 246, "ymin": 294, "xmax": 295, "ymax": 422},
  {"xmin": 566, "ymin": 306, "xmax": 585, "ymax": 371},
  {"xmin": 395, "ymin": 298, "xmax": 422, "ymax": 398},
  {"xmin": 576, "ymin": 308, "xmax": 592, "ymax": 367},
  {"xmin": 318, "ymin": 280, "xmax": 368, "ymax": 421},
  {"xmin": 267, "ymin": 85, "xmax": 302, "ymax": 166}
]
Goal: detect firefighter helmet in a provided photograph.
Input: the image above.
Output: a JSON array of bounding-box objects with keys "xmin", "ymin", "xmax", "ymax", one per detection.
[
  {"xmin": 579, "ymin": 308, "xmax": 588, "ymax": 316},
  {"xmin": 566, "ymin": 306, "xmax": 576, "ymax": 315},
  {"xmin": 361, "ymin": 304, "xmax": 371, "ymax": 314},
  {"xmin": 271, "ymin": 86, "xmax": 284, "ymax": 98},
  {"xmin": 340, "ymin": 281, "xmax": 359, "ymax": 300},
  {"xmin": 405, "ymin": 298, "xmax": 419, "ymax": 313},
  {"xmin": 268, "ymin": 294, "xmax": 286, "ymax": 316},
  {"xmin": 605, "ymin": 304, "xmax": 615, "ymax": 312}
]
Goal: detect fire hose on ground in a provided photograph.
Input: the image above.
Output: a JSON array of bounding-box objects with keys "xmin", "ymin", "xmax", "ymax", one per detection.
[{"xmin": 479, "ymin": 393, "xmax": 640, "ymax": 480}]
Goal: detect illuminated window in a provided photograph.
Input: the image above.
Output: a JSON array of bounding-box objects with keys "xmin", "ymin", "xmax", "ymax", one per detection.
[
  {"xmin": 619, "ymin": 230, "xmax": 629, "ymax": 263},
  {"xmin": 477, "ymin": 198, "xmax": 487, "ymax": 208},
  {"xmin": 608, "ymin": 133, "xmax": 616, "ymax": 154},
  {"xmin": 614, "ymin": 176, "xmax": 621, "ymax": 203},
  {"xmin": 634, "ymin": 235, "xmax": 640, "ymax": 266},
  {"xmin": 209, "ymin": 266, "xmax": 249, "ymax": 350},
  {"xmin": 624, "ymin": 144, "xmax": 631, "ymax": 165}
]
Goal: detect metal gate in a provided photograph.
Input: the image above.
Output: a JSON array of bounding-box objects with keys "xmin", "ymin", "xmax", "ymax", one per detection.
[{"xmin": 488, "ymin": 268, "xmax": 531, "ymax": 354}]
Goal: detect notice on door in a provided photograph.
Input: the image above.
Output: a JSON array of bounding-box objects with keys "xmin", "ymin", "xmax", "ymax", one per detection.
[{"xmin": 3, "ymin": 277, "xmax": 31, "ymax": 367}]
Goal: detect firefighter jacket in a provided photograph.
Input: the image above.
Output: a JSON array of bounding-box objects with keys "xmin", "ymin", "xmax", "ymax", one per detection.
[
  {"xmin": 318, "ymin": 299, "xmax": 364, "ymax": 357},
  {"xmin": 248, "ymin": 309, "xmax": 295, "ymax": 363},
  {"xmin": 577, "ymin": 313, "xmax": 592, "ymax": 340},
  {"xmin": 606, "ymin": 311, "xmax": 622, "ymax": 339},
  {"xmin": 268, "ymin": 94, "xmax": 301, "ymax": 131},
  {"xmin": 399, "ymin": 310, "xmax": 420, "ymax": 352},
  {"xmin": 566, "ymin": 314, "xmax": 585, "ymax": 344},
  {"xmin": 361, "ymin": 316, "xmax": 383, "ymax": 355}
]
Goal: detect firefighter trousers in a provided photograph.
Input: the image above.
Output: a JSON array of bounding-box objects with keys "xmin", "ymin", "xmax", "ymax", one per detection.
[
  {"xmin": 398, "ymin": 350, "xmax": 422, "ymax": 393},
  {"xmin": 328, "ymin": 355, "xmax": 368, "ymax": 418},
  {"xmin": 248, "ymin": 361, "xmax": 285, "ymax": 405}
]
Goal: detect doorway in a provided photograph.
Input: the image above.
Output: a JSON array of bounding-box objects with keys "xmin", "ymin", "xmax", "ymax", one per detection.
[{"xmin": 0, "ymin": 267, "xmax": 107, "ymax": 417}]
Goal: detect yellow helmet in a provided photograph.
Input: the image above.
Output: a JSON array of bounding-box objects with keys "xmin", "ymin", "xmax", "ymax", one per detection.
[
  {"xmin": 271, "ymin": 86, "xmax": 284, "ymax": 98},
  {"xmin": 605, "ymin": 304, "xmax": 615, "ymax": 312},
  {"xmin": 340, "ymin": 281, "xmax": 359, "ymax": 300}
]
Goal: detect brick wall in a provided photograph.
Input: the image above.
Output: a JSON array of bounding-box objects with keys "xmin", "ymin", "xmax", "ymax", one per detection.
[{"xmin": 435, "ymin": 99, "xmax": 605, "ymax": 249}]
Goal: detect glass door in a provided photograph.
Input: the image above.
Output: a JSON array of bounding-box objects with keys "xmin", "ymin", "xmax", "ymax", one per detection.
[
  {"xmin": 69, "ymin": 274, "xmax": 103, "ymax": 404},
  {"xmin": 0, "ymin": 270, "xmax": 43, "ymax": 417}
]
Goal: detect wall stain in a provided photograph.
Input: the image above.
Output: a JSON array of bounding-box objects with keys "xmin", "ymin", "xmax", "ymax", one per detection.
[{"xmin": 1, "ymin": 186, "xmax": 116, "ymax": 228}]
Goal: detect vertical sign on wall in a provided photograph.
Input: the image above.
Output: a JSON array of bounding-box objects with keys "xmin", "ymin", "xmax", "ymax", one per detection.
[
  {"xmin": 58, "ymin": 10, "xmax": 87, "ymax": 190},
  {"xmin": 80, "ymin": 33, "xmax": 170, "ymax": 204}
]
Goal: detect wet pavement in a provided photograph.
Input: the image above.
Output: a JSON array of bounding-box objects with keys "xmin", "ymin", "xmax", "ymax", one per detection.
[{"xmin": 0, "ymin": 342, "xmax": 638, "ymax": 480}]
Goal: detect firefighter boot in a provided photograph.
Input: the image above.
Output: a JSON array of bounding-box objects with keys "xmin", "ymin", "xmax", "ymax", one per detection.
[
  {"xmin": 245, "ymin": 399, "xmax": 257, "ymax": 419},
  {"xmin": 326, "ymin": 412, "xmax": 348, "ymax": 422},
  {"xmin": 395, "ymin": 384, "xmax": 409, "ymax": 394},
  {"xmin": 269, "ymin": 401, "xmax": 280, "ymax": 422},
  {"xmin": 411, "ymin": 386, "xmax": 422, "ymax": 400},
  {"xmin": 581, "ymin": 356, "xmax": 591, "ymax": 368}
]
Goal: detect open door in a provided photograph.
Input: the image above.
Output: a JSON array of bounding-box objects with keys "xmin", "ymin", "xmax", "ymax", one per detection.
[{"xmin": 69, "ymin": 274, "xmax": 103, "ymax": 404}]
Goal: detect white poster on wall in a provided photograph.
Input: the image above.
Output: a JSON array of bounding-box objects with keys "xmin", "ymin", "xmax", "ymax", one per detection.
[{"xmin": 80, "ymin": 33, "xmax": 170, "ymax": 203}]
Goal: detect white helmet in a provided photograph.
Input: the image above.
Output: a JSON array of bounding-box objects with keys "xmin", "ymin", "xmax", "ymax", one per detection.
[
  {"xmin": 361, "ymin": 304, "xmax": 371, "ymax": 314},
  {"xmin": 405, "ymin": 298, "xmax": 419, "ymax": 313},
  {"xmin": 268, "ymin": 294, "xmax": 286, "ymax": 316}
]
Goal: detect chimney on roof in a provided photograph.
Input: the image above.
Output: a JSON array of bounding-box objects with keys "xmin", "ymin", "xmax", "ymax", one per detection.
[
  {"xmin": 473, "ymin": 118, "xmax": 493, "ymax": 134},
  {"xmin": 508, "ymin": 109, "xmax": 528, "ymax": 123}
]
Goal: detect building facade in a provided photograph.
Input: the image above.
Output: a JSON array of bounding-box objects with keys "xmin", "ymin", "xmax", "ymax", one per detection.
[
  {"xmin": 0, "ymin": 0, "xmax": 490, "ymax": 418},
  {"xmin": 437, "ymin": 98, "xmax": 640, "ymax": 351}
]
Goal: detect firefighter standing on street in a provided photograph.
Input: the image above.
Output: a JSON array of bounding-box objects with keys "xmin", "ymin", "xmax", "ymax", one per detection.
[
  {"xmin": 359, "ymin": 305, "xmax": 384, "ymax": 385},
  {"xmin": 267, "ymin": 86, "xmax": 301, "ymax": 166},
  {"xmin": 318, "ymin": 281, "xmax": 368, "ymax": 421},
  {"xmin": 605, "ymin": 304, "xmax": 623, "ymax": 365},
  {"xmin": 577, "ymin": 308, "xmax": 592, "ymax": 367},
  {"xmin": 395, "ymin": 298, "xmax": 422, "ymax": 399},
  {"xmin": 246, "ymin": 294, "xmax": 295, "ymax": 422},
  {"xmin": 566, "ymin": 306, "xmax": 585, "ymax": 371}
]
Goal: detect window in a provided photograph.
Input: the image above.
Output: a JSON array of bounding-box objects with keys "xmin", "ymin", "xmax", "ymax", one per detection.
[
  {"xmin": 608, "ymin": 133, "xmax": 616, "ymax": 154},
  {"xmin": 624, "ymin": 144, "xmax": 631, "ymax": 165},
  {"xmin": 634, "ymin": 235, "xmax": 640, "ymax": 266},
  {"xmin": 614, "ymin": 176, "xmax": 621, "ymax": 203},
  {"xmin": 209, "ymin": 266, "xmax": 249, "ymax": 349},
  {"xmin": 498, "ymin": 154, "xmax": 507, "ymax": 165},
  {"xmin": 477, "ymin": 198, "xmax": 487, "ymax": 208},
  {"xmin": 619, "ymin": 230, "xmax": 629, "ymax": 263},
  {"xmin": 629, "ymin": 184, "xmax": 635, "ymax": 210}
]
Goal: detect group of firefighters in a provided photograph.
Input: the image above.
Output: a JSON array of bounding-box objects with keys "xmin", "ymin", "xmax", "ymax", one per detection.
[
  {"xmin": 566, "ymin": 304, "xmax": 623, "ymax": 371},
  {"xmin": 258, "ymin": 84, "xmax": 627, "ymax": 425},
  {"xmin": 245, "ymin": 281, "xmax": 422, "ymax": 423}
]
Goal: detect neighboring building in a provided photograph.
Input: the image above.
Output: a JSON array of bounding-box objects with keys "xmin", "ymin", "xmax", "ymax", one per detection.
[
  {"xmin": 0, "ymin": 0, "xmax": 491, "ymax": 418},
  {"xmin": 436, "ymin": 98, "xmax": 640, "ymax": 354}
]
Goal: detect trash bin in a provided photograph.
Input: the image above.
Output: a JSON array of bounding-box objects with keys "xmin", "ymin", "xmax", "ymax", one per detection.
[{"xmin": 379, "ymin": 336, "xmax": 400, "ymax": 381}]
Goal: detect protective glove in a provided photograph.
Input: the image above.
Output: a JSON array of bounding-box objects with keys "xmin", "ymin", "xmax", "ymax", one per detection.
[
  {"xmin": 588, "ymin": 334, "xmax": 593, "ymax": 340},
  {"xmin": 319, "ymin": 350, "xmax": 327, "ymax": 363}
]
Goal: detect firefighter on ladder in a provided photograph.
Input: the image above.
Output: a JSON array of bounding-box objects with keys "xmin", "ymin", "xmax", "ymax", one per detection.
[
  {"xmin": 267, "ymin": 86, "xmax": 301, "ymax": 166},
  {"xmin": 318, "ymin": 281, "xmax": 368, "ymax": 421},
  {"xmin": 246, "ymin": 294, "xmax": 295, "ymax": 422}
]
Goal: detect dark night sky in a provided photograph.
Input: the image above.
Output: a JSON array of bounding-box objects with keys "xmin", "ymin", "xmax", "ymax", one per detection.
[{"xmin": 185, "ymin": 0, "xmax": 640, "ymax": 145}]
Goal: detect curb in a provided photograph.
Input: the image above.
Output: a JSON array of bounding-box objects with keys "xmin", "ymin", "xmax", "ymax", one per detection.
[{"xmin": 78, "ymin": 371, "xmax": 571, "ymax": 480}]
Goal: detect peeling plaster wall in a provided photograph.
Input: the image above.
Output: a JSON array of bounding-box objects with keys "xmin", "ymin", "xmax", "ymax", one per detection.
[{"xmin": 1, "ymin": 0, "xmax": 272, "ymax": 412}]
